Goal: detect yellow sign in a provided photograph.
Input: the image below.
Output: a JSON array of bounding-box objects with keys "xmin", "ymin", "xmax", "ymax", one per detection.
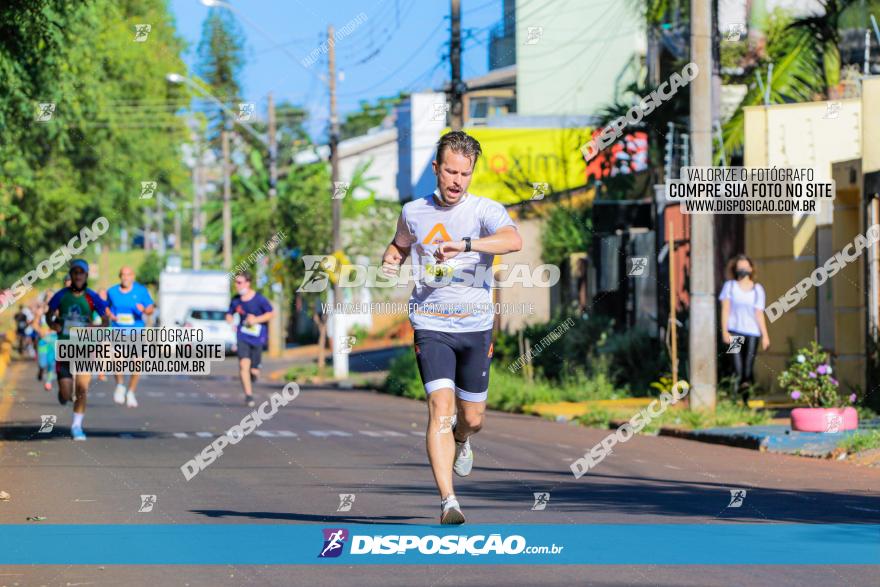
[{"xmin": 462, "ymin": 127, "xmax": 593, "ymax": 204}]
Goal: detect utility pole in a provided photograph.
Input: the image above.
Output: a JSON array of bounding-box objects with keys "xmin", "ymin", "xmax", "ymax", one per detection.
[
  {"xmin": 156, "ymin": 191, "xmax": 165, "ymax": 256},
  {"xmin": 267, "ymin": 92, "xmax": 284, "ymax": 358},
  {"xmin": 689, "ymin": 0, "xmax": 717, "ymax": 409},
  {"xmin": 450, "ymin": 0, "xmax": 463, "ymax": 130},
  {"xmin": 173, "ymin": 197, "xmax": 182, "ymax": 252},
  {"xmin": 192, "ymin": 130, "xmax": 203, "ymax": 271},
  {"xmin": 268, "ymin": 92, "xmax": 278, "ymax": 198},
  {"xmin": 143, "ymin": 207, "xmax": 152, "ymax": 252},
  {"xmin": 329, "ymin": 24, "xmax": 348, "ymax": 380},
  {"xmin": 222, "ymin": 129, "xmax": 232, "ymax": 271}
]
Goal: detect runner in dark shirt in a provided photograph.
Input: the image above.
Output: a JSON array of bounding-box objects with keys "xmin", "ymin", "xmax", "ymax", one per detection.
[{"xmin": 226, "ymin": 270, "xmax": 273, "ymax": 407}]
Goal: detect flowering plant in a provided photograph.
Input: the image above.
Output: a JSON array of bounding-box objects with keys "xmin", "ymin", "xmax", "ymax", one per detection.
[{"xmin": 778, "ymin": 342, "xmax": 854, "ymax": 408}]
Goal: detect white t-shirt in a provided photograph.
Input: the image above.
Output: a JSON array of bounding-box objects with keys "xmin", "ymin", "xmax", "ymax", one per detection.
[
  {"xmin": 719, "ymin": 279, "xmax": 765, "ymax": 337},
  {"xmin": 394, "ymin": 190, "xmax": 517, "ymax": 332}
]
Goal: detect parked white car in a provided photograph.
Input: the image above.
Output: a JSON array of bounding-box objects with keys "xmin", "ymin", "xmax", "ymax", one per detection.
[{"xmin": 181, "ymin": 308, "xmax": 237, "ymax": 354}]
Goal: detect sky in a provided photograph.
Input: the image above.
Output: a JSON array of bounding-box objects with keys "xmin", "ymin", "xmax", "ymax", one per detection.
[{"xmin": 169, "ymin": 0, "xmax": 505, "ymax": 139}]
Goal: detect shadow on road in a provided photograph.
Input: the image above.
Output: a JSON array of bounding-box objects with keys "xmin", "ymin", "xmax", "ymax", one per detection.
[
  {"xmin": 191, "ymin": 509, "xmax": 431, "ymax": 524},
  {"xmin": 0, "ymin": 423, "xmax": 163, "ymax": 440},
  {"xmin": 364, "ymin": 473, "xmax": 880, "ymax": 524}
]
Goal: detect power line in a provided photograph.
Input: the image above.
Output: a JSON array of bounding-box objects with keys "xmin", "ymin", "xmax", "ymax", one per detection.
[{"xmin": 337, "ymin": 18, "xmax": 446, "ymax": 97}]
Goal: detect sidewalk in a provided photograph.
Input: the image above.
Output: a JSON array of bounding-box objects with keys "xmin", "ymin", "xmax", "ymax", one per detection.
[
  {"xmin": 265, "ymin": 339, "xmax": 409, "ymax": 382},
  {"xmin": 659, "ymin": 422, "xmax": 880, "ymax": 459},
  {"xmin": 524, "ymin": 396, "xmax": 880, "ymax": 461}
]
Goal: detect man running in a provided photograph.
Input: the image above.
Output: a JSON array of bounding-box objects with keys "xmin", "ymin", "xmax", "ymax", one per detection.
[
  {"xmin": 381, "ymin": 130, "xmax": 522, "ymax": 524},
  {"xmin": 226, "ymin": 271, "xmax": 273, "ymax": 407},
  {"xmin": 14, "ymin": 305, "xmax": 34, "ymax": 356},
  {"xmin": 106, "ymin": 267, "xmax": 155, "ymax": 407},
  {"xmin": 45, "ymin": 260, "xmax": 109, "ymax": 440}
]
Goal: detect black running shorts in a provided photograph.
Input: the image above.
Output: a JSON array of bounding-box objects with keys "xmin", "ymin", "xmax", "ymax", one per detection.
[
  {"xmin": 413, "ymin": 329, "xmax": 493, "ymax": 403},
  {"xmin": 237, "ymin": 339, "xmax": 263, "ymax": 369}
]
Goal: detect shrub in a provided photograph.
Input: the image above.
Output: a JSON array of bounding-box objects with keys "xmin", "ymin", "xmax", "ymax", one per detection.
[
  {"xmin": 382, "ymin": 349, "xmax": 619, "ymax": 413},
  {"xmin": 838, "ymin": 430, "xmax": 880, "ymax": 454},
  {"xmin": 778, "ymin": 342, "xmax": 856, "ymax": 408},
  {"xmin": 601, "ymin": 328, "xmax": 669, "ymax": 395},
  {"xmin": 137, "ymin": 252, "xmax": 163, "ymax": 287},
  {"xmin": 384, "ymin": 350, "xmax": 423, "ymax": 400}
]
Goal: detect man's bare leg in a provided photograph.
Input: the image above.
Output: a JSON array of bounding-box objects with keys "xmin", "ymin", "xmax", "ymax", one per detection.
[
  {"xmin": 69, "ymin": 373, "xmax": 90, "ymax": 439},
  {"xmin": 426, "ymin": 388, "xmax": 456, "ymax": 499},
  {"xmin": 58, "ymin": 378, "xmax": 74, "ymax": 404},
  {"xmin": 239, "ymin": 357, "xmax": 253, "ymax": 397},
  {"xmin": 454, "ymin": 398, "xmax": 485, "ymax": 443},
  {"xmin": 73, "ymin": 374, "xmax": 90, "ymax": 414}
]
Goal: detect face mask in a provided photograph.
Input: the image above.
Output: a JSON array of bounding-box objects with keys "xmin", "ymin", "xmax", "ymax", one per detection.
[
  {"xmin": 236, "ymin": 286, "xmax": 248, "ymax": 296},
  {"xmin": 735, "ymin": 269, "xmax": 751, "ymax": 280}
]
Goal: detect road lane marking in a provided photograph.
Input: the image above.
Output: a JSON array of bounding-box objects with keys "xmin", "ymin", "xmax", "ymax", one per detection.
[
  {"xmin": 360, "ymin": 430, "xmax": 405, "ymax": 437},
  {"xmin": 172, "ymin": 432, "xmax": 189, "ymax": 438},
  {"xmin": 308, "ymin": 430, "xmax": 353, "ymax": 437},
  {"xmin": 195, "ymin": 432, "xmax": 213, "ymax": 437}
]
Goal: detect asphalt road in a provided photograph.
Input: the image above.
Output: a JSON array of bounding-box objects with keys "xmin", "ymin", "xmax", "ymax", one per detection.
[{"xmin": 0, "ymin": 354, "xmax": 878, "ymax": 587}]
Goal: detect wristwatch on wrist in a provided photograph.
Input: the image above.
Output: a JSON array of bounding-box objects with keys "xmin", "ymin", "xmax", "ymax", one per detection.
[{"xmin": 463, "ymin": 237, "xmax": 472, "ymax": 252}]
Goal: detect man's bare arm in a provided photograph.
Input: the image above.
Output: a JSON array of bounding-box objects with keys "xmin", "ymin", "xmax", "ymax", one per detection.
[{"xmin": 382, "ymin": 214, "xmax": 413, "ymax": 275}]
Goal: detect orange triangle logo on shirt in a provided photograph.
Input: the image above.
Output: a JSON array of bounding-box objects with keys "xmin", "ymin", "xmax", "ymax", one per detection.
[{"xmin": 422, "ymin": 223, "xmax": 452, "ymax": 245}]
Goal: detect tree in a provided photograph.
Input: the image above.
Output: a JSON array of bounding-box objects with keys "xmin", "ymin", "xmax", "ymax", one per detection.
[
  {"xmin": 204, "ymin": 140, "xmax": 333, "ymax": 368},
  {"xmin": 340, "ymin": 94, "xmax": 405, "ymax": 140},
  {"xmin": 0, "ymin": 0, "xmax": 189, "ymax": 280},
  {"xmin": 196, "ymin": 7, "xmax": 246, "ymax": 145}
]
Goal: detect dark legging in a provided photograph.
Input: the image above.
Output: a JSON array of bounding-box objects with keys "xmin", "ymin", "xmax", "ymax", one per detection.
[{"xmin": 729, "ymin": 332, "xmax": 760, "ymax": 396}]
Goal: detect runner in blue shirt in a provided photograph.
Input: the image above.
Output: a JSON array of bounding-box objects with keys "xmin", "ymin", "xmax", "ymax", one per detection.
[
  {"xmin": 226, "ymin": 270, "xmax": 273, "ymax": 407},
  {"xmin": 106, "ymin": 267, "xmax": 155, "ymax": 407}
]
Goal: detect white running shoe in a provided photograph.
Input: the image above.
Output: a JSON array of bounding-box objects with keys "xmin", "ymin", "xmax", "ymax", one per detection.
[
  {"xmin": 125, "ymin": 390, "xmax": 138, "ymax": 408},
  {"xmin": 440, "ymin": 494, "xmax": 465, "ymax": 525},
  {"xmin": 113, "ymin": 384, "xmax": 127, "ymax": 405},
  {"xmin": 453, "ymin": 438, "xmax": 473, "ymax": 477}
]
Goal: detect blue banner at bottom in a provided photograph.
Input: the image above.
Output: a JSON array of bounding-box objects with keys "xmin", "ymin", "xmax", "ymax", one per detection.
[{"xmin": 1, "ymin": 524, "xmax": 877, "ymax": 565}]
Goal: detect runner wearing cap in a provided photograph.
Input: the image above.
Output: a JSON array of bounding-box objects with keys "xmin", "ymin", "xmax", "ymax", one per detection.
[{"xmin": 45, "ymin": 259, "xmax": 109, "ymax": 440}]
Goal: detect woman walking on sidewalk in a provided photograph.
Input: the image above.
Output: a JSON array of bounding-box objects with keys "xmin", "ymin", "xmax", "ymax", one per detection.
[{"xmin": 719, "ymin": 254, "xmax": 770, "ymax": 404}]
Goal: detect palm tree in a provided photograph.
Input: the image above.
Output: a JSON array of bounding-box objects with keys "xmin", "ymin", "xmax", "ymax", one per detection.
[
  {"xmin": 721, "ymin": 1, "xmax": 877, "ymax": 161},
  {"xmin": 786, "ymin": 0, "xmax": 865, "ymax": 94}
]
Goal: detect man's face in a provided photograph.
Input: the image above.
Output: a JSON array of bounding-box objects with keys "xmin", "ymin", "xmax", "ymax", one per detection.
[
  {"xmin": 432, "ymin": 150, "xmax": 474, "ymax": 206},
  {"xmin": 70, "ymin": 267, "xmax": 87, "ymax": 290},
  {"xmin": 119, "ymin": 268, "xmax": 135, "ymax": 288},
  {"xmin": 234, "ymin": 276, "xmax": 251, "ymax": 293}
]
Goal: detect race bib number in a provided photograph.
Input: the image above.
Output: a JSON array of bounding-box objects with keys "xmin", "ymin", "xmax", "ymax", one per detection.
[
  {"xmin": 424, "ymin": 262, "xmax": 454, "ymax": 287},
  {"xmin": 241, "ymin": 322, "xmax": 262, "ymax": 337},
  {"xmin": 115, "ymin": 313, "xmax": 135, "ymax": 326},
  {"xmin": 62, "ymin": 318, "xmax": 88, "ymax": 336}
]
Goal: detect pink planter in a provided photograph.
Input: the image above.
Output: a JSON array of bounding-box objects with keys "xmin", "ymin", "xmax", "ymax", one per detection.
[{"xmin": 790, "ymin": 407, "xmax": 858, "ymax": 433}]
